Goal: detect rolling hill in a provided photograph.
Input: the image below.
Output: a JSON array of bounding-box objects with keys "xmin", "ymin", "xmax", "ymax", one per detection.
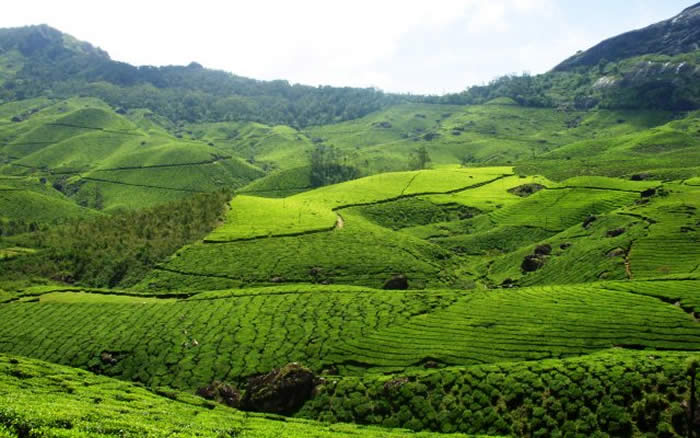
[{"xmin": 0, "ymin": 3, "xmax": 698, "ymax": 437}]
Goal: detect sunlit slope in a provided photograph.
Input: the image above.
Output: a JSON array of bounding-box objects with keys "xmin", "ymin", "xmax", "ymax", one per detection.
[
  {"xmin": 205, "ymin": 195, "xmax": 337, "ymax": 242},
  {"xmin": 330, "ymin": 282, "xmax": 700, "ymax": 371},
  {"xmin": 0, "ymin": 98, "xmax": 263, "ymax": 212},
  {"xmin": 231, "ymin": 103, "xmax": 677, "ymax": 197},
  {"xmin": 479, "ymin": 182, "xmax": 700, "ymax": 287},
  {"xmin": 184, "ymin": 121, "xmax": 314, "ymax": 170},
  {"xmin": 140, "ymin": 169, "xmax": 699, "ymax": 292},
  {"xmin": 0, "ymin": 286, "xmax": 457, "ymax": 389},
  {"xmin": 306, "ymin": 103, "xmax": 673, "ymax": 174},
  {"xmin": 139, "ymin": 168, "xmax": 512, "ymax": 290},
  {"xmin": 0, "ymin": 281, "xmax": 696, "ymax": 392},
  {"xmin": 518, "ymin": 111, "xmax": 700, "ymax": 180},
  {"xmin": 372, "ymin": 174, "xmax": 698, "ymax": 289},
  {"xmin": 0, "ymin": 176, "xmax": 100, "ymax": 224}
]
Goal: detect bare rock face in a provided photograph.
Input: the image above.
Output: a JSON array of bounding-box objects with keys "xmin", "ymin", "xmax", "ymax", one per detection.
[
  {"xmin": 242, "ymin": 363, "xmax": 315, "ymax": 414},
  {"xmin": 554, "ymin": 4, "xmax": 700, "ymax": 71}
]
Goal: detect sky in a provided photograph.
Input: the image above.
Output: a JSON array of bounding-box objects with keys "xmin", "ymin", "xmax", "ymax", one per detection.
[{"xmin": 1, "ymin": 0, "xmax": 697, "ymax": 95}]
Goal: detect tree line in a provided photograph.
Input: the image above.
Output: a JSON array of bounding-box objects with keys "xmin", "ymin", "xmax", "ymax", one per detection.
[{"xmin": 0, "ymin": 190, "xmax": 231, "ymax": 288}]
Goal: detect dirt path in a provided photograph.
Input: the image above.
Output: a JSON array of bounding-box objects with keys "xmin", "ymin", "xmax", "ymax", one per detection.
[{"xmin": 335, "ymin": 214, "xmax": 344, "ymax": 230}]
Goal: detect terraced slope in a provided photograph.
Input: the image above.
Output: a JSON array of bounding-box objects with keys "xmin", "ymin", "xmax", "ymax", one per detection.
[
  {"xmin": 518, "ymin": 111, "xmax": 700, "ymax": 180},
  {"xmin": 0, "ymin": 98, "xmax": 263, "ymax": 213},
  {"xmin": 306, "ymin": 104, "xmax": 673, "ymax": 174},
  {"xmin": 0, "ymin": 176, "xmax": 99, "ymax": 225},
  {"xmin": 330, "ymin": 282, "xmax": 700, "ymax": 372},
  {"xmin": 205, "ymin": 195, "xmax": 337, "ymax": 242},
  {"xmin": 0, "ymin": 280, "xmax": 696, "ymax": 393},
  {"xmin": 0, "ymin": 286, "xmax": 457, "ymax": 389},
  {"xmin": 0, "ymin": 354, "xmax": 478, "ymax": 438},
  {"xmin": 139, "ymin": 168, "xmax": 512, "ymax": 291}
]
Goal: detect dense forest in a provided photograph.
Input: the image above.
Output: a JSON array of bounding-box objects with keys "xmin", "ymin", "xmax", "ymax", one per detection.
[
  {"xmin": 0, "ymin": 25, "xmax": 407, "ymax": 128},
  {"xmin": 0, "ymin": 191, "xmax": 230, "ymax": 289}
]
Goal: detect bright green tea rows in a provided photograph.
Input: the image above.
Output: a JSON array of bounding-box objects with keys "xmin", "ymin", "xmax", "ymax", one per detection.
[
  {"xmin": 0, "ymin": 287, "xmax": 456, "ymax": 389},
  {"xmin": 330, "ymin": 282, "xmax": 700, "ymax": 370},
  {"xmin": 0, "ymin": 354, "xmax": 479, "ymax": 438}
]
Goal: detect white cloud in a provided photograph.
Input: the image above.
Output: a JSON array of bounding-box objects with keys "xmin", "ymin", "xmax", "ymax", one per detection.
[{"xmin": 0, "ymin": 0, "xmax": 691, "ymax": 94}]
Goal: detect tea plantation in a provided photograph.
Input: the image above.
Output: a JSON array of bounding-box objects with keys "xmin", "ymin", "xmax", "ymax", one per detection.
[
  {"xmin": 0, "ymin": 354, "xmax": 482, "ymax": 438},
  {"xmin": 1, "ymin": 29, "xmax": 700, "ymax": 436}
]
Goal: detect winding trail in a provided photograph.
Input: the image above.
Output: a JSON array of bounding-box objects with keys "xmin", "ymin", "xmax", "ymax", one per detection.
[
  {"xmin": 202, "ymin": 174, "xmax": 512, "ymax": 244},
  {"xmin": 335, "ymin": 214, "xmax": 344, "ymax": 230}
]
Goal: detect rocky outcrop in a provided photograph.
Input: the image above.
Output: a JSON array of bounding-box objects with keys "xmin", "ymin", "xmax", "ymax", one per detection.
[
  {"xmin": 242, "ymin": 363, "xmax": 315, "ymax": 414},
  {"xmin": 554, "ymin": 3, "xmax": 700, "ymax": 71},
  {"xmin": 383, "ymin": 274, "xmax": 409, "ymax": 290}
]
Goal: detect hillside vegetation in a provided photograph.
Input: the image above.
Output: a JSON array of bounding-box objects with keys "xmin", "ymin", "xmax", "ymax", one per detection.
[
  {"xmin": 0, "ymin": 5, "xmax": 699, "ymax": 437},
  {"xmin": 0, "ymin": 354, "xmax": 479, "ymax": 438}
]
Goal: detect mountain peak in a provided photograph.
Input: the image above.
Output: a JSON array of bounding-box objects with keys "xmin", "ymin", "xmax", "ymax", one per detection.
[{"xmin": 553, "ymin": 4, "xmax": 700, "ymax": 71}]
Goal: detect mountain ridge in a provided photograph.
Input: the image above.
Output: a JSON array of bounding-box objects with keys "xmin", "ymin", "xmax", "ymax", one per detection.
[{"xmin": 553, "ymin": 2, "xmax": 700, "ymax": 71}]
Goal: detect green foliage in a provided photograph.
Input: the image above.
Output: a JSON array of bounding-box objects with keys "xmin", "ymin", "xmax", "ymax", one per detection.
[
  {"xmin": 300, "ymin": 350, "xmax": 700, "ymax": 437},
  {"xmin": 434, "ymin": 50, "xmax": 700, "ymax": 111},
  {"xmin": 0, "ymin": 354, "xmax": 474, "ymax": 437},
  {"xmin": 0, "ymin": 191, "xmax": 230, "ymax": 288},
  {"xmin": 205, "ymin": 195, "xmax": 337, "ymax": 241},
  {"xmin": 138, "ymin": 210, "xmax": 454, "ymax": 291},
  {"xmin": 0, "ymin": 286, "xmax": 456, "ymax": 389},
  {"xmin": 329, "ymin": 282, "xmax": 700, "ymax": 369},
  {"xmin": 0, "ymin": 25, "xmax": 408, "ymax": 128},
  {"xmin": 310, "ymin": 144, "xmax": 360, "ymax": 188},
  {"xmin": 410, "ymin": 146, "xmax": 432, "ymax": 170}
]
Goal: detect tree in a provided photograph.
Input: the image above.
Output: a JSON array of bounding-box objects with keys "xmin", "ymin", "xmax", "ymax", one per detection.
[
  {"xmin": 309, "ymin": 144, "xmax": 359, "ymax": 188},
  {"xmin": 410, "ymin": 145, "xmax": 432, "ymax": 170}
]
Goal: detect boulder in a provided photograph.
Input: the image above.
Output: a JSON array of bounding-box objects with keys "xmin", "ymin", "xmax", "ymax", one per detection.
[
  {"xmin": 534, "ymin": 243, "xmax": 552, "ymax": 256},
  {"xmin": 507, "ymin": 183, "xmax": 545, "ymax": 198},
  {"xmin": 196, "ymin": 381, "xmax": 242, "ymax": 408},
  {"xmin": 383, "ymin": 274, "xmax": 408, "ymax": 290},
  {"xmin": 582, "ymin": 215, "xmax": 597, "ymax": 229},
  {"xmin": 630, "ymin": 173, "xmax": 650, "ymax": 181},
  {"xmin": 242, "ymin": 363, "xmax": 315, "ymax": 414},
  {"xmin": 606, "ymin": 228, "xmax": 626, "ymax": 238},
  {"xmin": 521, "ymin": 255, "xmax": 544, "ymax": 272},
  {"xmin": 640, "ymin": 188, "xmax": 656, "ymax": 198}
]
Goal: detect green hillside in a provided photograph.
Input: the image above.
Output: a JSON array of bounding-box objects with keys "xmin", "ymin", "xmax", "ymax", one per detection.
[
  {"xmin": 0, "ymin": 6, "xmax": 700, "ymax": 438},
  {"xmin": 0, "ymin": 354, "xmax": 480, "ymax": 438}
]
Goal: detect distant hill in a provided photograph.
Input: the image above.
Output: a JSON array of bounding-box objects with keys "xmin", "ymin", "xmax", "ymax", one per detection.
[
  {"xmin": 0, "ymin": 25, "xmax": 406, "ymax": 128},
  {"xmin": 438, "ymin": 4, "xmax": 700, "ymax": 111}
]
